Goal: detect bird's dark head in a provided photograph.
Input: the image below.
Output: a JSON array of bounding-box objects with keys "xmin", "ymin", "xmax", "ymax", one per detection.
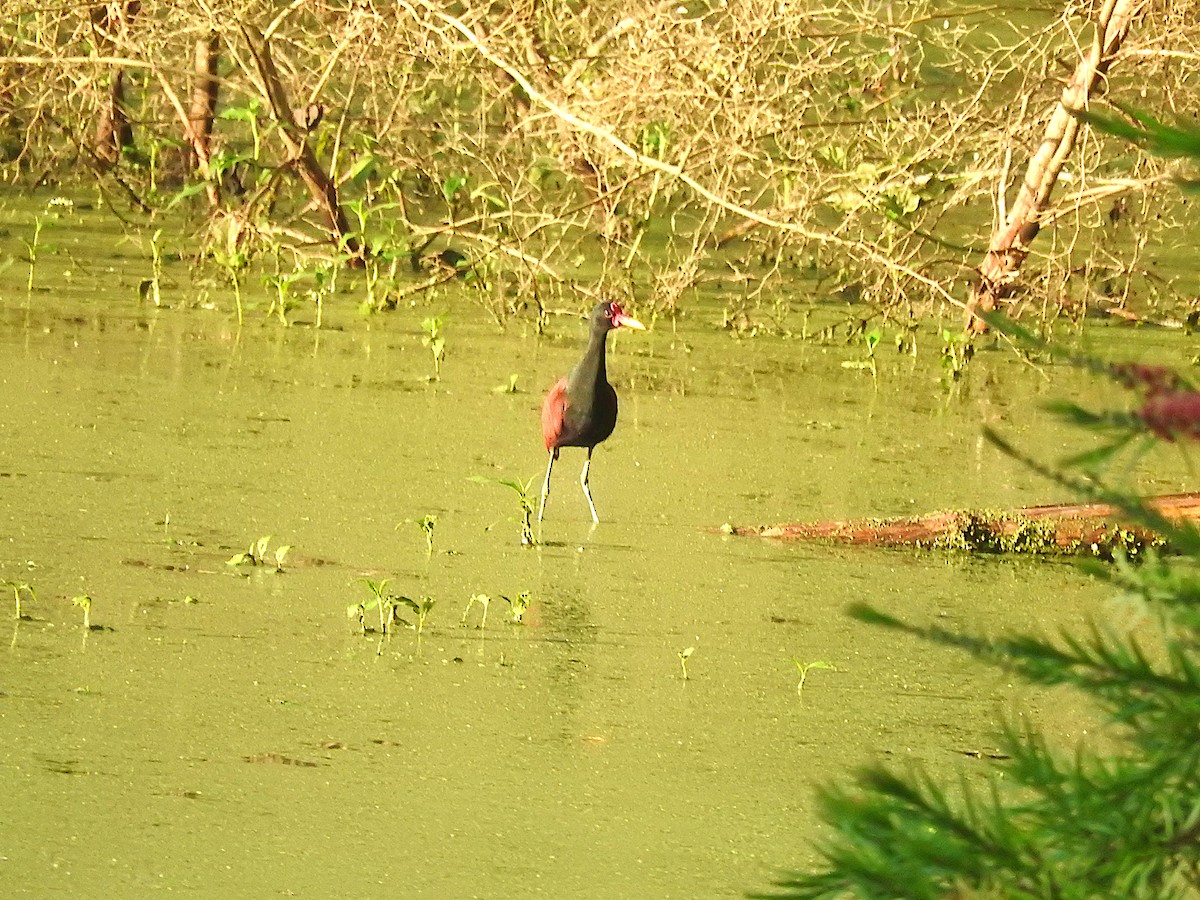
[{"xmin": 593, "ymin": 301, "xmax": 646, "ymax": 333}]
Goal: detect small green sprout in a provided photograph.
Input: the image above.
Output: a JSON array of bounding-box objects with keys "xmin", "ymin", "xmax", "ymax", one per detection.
[
  {"xmin": 416, "ymin": 515, "xmax": 436, "ymax": 558},
  {"xmin": 678, "ymin": 646, "xmax": 695, "ymax": 680},
  {"xmin": 228, "ymin": 536, "xmax": 288, "ymax": 570},
  {"xmin": 352, "ymin": 578, "xmax": 401, "ymax": 635},
  {"xmin": 399, "ymin": 595, "xmax": 436, "ymax": 636},
  {"xmin": 462, "ymin": 593, "xmax": 491, "ymax": 629},
  {"xmin": 792, "ymin": 659, "xmax": 837, "ymax": 703},
  {"xmin": 347, "ymin": 600, "xmax": 366, "ymax": 635},
  {"xmin": 469, "ymin": 474, "xmax": 538, "ymax": 545},
  {"xmin": 263, "ymin": 267, "xmax": 306, "ymax": 326},
  {"xmin": 137, "ymin": 228, "xmax": 165, "ymax": 306},
  {"xmin": 72, "ymin": 594, "xmax": 93, "ymax": 630},
  {"xmin": 23, "ymin": 214, "xmax": 44, "ymax": 293},
  {"xmin": 6, "ymin": 581, "xmax": 35, "ymax": 620},
  {"xmin": 492, "ymin": 374, "xmax": 520, "ymax": 394},
  {"xmin": 420, "ymin": 315, "xmax": 446, "ymax": 379},
  {"xmin": 840, "ymin": 329, "xmax": 881, "ymax": 381},
  {"xmin": 503, "ymin": 591, "xmax": 530, "ymax": 623},
  {"xmin": 940, "ymin": 328, "xmax": 974, "ymax": 380},
  {"xmin": 228, "ymin": 535, "xmax": 273, "ymax": 567}
]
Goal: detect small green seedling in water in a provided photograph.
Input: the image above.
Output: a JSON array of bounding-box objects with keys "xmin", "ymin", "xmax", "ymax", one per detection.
[
  {"xmin": 347, "ymin": 601, "xmax": 367, "ymax": 635},
  {"xmin": 678, "ymin": 646, "xmax": 695, "ymax": 680},
  {"xmin": 416, "ymin": 515, "xmax": 436, "ymax": 558},
  {"xmin": 841, "ymin": 329, "xmax": 881, "ymax": 381},
  {"xmin": 262, "ymin": 264, "xmax": 308, "ymax": 326},
  {"xmin": 212, "ymin": 247, "xmax": 249, "ymax": 327},
  {"xmin": 503, "ymin": 591, "xmax": 530, "ymax": 623},
  {"xmin": 6, "ymin": 581, "xmax": 35, "ymax": 620},
  {"xmin": 462, "ymin": 593, "xmax": 491, "ymax": 629},
  {"xmin": 227, "ymin": 535, "xmax": 274, "ymax": 567},
  {"xmin": 469, "ymin": 474, "xmax": 538, "ymax": 545},
  {"xmin": 792, "ymin": 659, "xmax": 837, "ymax": 703},
  {"xmin": 940, "ymin": 328, "xmax": 973, "ymax": 380},
  {"xmin": 351, "ymin": 578, "xmax": 404, "ymax": 635},
  {"xmin": 398, "ymin": 595, "xmax": 436, "ymax": 636},
  {"xmin": 72, "ymin": 594, "xmax": 93, "ymax": 630},
  {"xmin": 137, "ymin": 228, "xmax": 165, "ymax": 306},
  {"xmin": 492, "ymin": 374, "xmax": 520, "ymax": 394},
  {"xmin": 23, "ymin": 214, "xmax": 44, "ymax": 293},
  {"xmin": 273, "ymin": 544, "xmax": 292, "ymax": 572},
  {"xmin": 420, "ymin": 316, "xmax": 446, "ymax": 379}
]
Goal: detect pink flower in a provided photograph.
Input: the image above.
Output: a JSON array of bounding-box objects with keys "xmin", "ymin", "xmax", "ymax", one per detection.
[{"xmin": 1137, "ymin": 392, "xmax": 1200, "ymax": 442}]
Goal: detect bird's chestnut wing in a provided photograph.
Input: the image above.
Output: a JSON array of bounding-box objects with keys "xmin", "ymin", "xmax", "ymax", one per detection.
[{"xmin": 541, "ymin": 377, "xmax": 569, "ymax": 450}]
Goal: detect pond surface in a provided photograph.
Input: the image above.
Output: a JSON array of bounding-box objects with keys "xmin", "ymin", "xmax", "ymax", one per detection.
[{"xmin": 0, "ymin": 202, "xmax": 1193, "ymax": 897}]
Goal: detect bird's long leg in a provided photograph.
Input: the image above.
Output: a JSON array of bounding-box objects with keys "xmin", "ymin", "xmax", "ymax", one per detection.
[
  {"xmin": 580, "ymin": 447, "xmax": 599, "ymax": 524},
  {"xmin": 538, "ymin": 448, "xmax": 558, "ymax": 523}
]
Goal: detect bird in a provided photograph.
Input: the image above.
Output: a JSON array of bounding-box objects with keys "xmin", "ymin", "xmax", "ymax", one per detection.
[{"xmin": 539, "ymin": 300, "xmax": 645, "ymax": 524}]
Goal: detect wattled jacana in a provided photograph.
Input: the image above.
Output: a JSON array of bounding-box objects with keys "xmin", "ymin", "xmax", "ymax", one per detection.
[{"xmin": 539, "ymin": 301, "xmax": 645, "ymax": 524}]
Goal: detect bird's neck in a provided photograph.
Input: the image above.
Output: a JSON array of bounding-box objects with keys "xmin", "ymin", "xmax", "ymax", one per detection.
[{"xmin": 568, "ymin": 327, "xmax": 609, "ymax": 392}]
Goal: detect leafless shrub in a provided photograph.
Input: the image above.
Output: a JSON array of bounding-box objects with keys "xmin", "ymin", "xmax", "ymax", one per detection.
[{"xmin": 2, "ymin": 1, "xmax": 1196, "ymax": 325}]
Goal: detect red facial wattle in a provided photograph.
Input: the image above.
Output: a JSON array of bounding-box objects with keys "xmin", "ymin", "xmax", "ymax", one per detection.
[{"xmin": 609, "ymin": 304, "xmax": 646, "ymax": 331}]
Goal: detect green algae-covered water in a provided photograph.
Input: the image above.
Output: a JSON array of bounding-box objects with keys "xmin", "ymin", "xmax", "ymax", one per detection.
[{"xmin": 0, "ymin": 196, "xmax": 1193, "ymax": 897}]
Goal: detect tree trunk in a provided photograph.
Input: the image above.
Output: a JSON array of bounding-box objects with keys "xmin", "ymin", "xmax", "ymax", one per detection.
[
  {"xmin": 90, "ymin": 2, "xmax": 140, "ymax": 170},
  {"xmin": 966, "ymin": 0, "xmax": 1147, "ymax": 333},
  {"xmin": 240, "ymin": 24, "xmax": 364, "ymax": 266},
  {"xmin": 181, "ymin": 31, "xmax": 220, "ymax": 178}
]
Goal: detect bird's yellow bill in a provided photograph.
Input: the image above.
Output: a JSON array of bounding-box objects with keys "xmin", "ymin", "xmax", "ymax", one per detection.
[{"xmin": 612, "ymin": 312, "xmax": 646, "ymax": 331}]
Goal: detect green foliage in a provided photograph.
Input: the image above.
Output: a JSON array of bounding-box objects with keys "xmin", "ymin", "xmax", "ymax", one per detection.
[
  {"xmin": 769, "ymin": 113, "xmax": 1200, "ymax": 898},
  {"xmin": 441, "ymin": 174, "xmax": 468, "ymax": 206},
  {"xmin": 262, "ymin": 266, "xmax": 306, "ymax": 326},
  {"xmin": 640, "ymin": 120, "xmax": 672, "ymax": 159},
  {"xmin": 1075, "ymin": 104, "xmax": 1200, "ymax": 190},
  {"xmin": 939, "ymin": 328, "xmax": 972, "ymax": 381},
  {"xmin": 756, "ymin": 353, "xmax": 1200, "ymax": 898}
]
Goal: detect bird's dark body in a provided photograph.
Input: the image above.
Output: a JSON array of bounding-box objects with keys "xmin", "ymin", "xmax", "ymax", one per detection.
[
  {"xmin": 542, "ymin": 375, "xmax": 618, "ymax": 450},
  {"xmin": 538, "ymin": 300, "xmax": 644, "ymax": 524}
]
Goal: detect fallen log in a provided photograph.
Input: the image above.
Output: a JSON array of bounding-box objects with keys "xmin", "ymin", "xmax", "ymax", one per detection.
[{"xmin": 720, "ymin": 492, "xmax": 1200, "ymax": 557}]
